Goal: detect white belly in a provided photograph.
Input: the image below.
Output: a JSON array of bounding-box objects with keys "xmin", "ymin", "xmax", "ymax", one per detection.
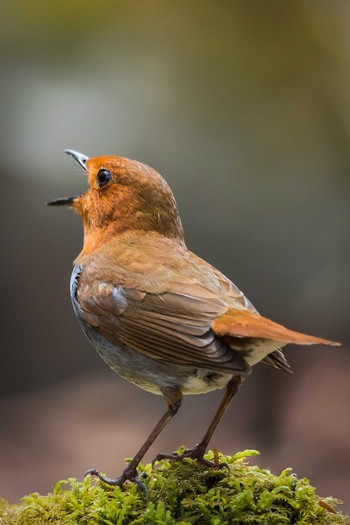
[{"xmin": 182, "ymin": 370, "xmax": 233, "ymax": 395}]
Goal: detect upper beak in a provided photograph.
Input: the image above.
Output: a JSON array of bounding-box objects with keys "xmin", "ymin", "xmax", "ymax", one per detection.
[
  {"xmin": 46, "ymin": 149, "xmax": 89, "ymax": 206},
  {"xmin": 64, "ymin": 149, "xmax": 89, "ymax": 170}
]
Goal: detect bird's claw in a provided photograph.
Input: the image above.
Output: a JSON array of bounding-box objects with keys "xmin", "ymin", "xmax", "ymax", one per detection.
[
  {"xmin": 152, "ymin": 446, "xmax": 230, "ymax": 471},
  {"xmin": 85, "ymin": 466, "xmax": 149, "ymax": 500}
]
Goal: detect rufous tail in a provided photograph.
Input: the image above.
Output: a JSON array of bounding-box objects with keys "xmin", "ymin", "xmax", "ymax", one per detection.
[{"xmin": 211, "ymin": 309, "xmax": 340, "ymax": 346}]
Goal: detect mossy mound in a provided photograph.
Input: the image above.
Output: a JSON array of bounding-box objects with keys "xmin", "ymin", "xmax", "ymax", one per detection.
[{"xmin": 0, "ymin": 450, "xmax": 348, "ymax": 525}]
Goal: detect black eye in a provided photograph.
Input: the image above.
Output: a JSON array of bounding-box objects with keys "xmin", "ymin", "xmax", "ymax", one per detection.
[{"xmin": 97, "ymin": 168, "xmax": 112, "ymax": 188}]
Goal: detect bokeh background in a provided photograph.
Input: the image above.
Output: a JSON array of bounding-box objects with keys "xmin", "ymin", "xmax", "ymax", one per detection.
[{"xmin": 1, "ymin": 0, "xmax": 349, "ymax": 510}]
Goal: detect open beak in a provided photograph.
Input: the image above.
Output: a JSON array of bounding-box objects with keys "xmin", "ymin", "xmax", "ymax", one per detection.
[{"xmin": 47, "ymin": 149, "xmax": 89, "ymax": 206}]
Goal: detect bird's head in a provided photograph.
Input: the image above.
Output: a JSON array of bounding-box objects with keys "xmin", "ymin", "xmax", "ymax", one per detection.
[{"xmin": 48, "ymin": 150, "xmax": 184, "ymax": 255}]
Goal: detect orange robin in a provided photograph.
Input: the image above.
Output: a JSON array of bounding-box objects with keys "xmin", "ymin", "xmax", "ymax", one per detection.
[{"xmin": 48, "ymin": 149, "xmax": 339, "ymax": 495}]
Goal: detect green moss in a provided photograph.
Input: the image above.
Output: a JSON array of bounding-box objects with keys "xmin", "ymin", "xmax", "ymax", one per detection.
[{"xmin": 0, "ymin": 450, "xmax": 348, "ymax": 525}]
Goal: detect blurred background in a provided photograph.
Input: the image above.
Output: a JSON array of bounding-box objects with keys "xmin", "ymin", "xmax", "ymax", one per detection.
[{"xmin": 1, "ymin": 0, "xmax": 349, "ymax": 511}]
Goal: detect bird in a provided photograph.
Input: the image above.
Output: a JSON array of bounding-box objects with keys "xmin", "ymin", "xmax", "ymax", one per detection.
[{"xmin": 48, "ymin": 149, "xmax": 339, "ymax": 495}]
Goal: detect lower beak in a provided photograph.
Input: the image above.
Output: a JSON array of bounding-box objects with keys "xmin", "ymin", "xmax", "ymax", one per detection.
[{"xmin": 46, "ymin": 196, "xmax": 77, "ymax": 206}]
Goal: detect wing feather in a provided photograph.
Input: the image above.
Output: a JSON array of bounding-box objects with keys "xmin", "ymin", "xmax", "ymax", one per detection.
[{"xmin": 76, "ymin": 276, "xmax": 250, "ymax": 375}]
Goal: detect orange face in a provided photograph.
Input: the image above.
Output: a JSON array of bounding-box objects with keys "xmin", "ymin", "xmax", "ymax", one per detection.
[
  {"xmin": 48, "ymin": 150, "xmax": 184, "ymax": 254},
  {"xmin": 73, "ymin": 155, "xmax": 146, "ymax": 229}
]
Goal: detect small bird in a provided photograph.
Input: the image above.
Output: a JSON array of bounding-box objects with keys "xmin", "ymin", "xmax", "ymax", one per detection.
[{"xmin": 48, "ymin": 149, "xmax": 339, "ymax": 494}]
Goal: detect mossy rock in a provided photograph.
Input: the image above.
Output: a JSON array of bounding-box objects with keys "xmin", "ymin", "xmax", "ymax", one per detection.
[{"xmin": 0, "ymin": 450, "xmax": 348, "ymax": 524}]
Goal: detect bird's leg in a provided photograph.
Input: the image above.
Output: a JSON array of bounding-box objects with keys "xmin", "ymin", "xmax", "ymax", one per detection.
[
  {"xmin": 86, "ymin": 387, "xmax": 182, "ymax": 497},
  {"xmin": 152, "ymin": 375, "xmax": 242, "ymax": 469}
]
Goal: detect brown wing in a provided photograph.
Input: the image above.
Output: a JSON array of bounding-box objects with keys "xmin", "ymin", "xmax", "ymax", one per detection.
[{"xmin": 75, "ymin": 271, "xmax": 251, "ymax": 375}]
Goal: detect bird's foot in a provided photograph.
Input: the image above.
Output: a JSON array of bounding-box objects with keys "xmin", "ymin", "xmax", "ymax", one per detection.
[
  {"xmin": 85, "ymin": 464, "xmax": 148, "ymax": 499},
  {"xmin": 152, "ymin": 445, "xmax": 229, "ymax": 470}
]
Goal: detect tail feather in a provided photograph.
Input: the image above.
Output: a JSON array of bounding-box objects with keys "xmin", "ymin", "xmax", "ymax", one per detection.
[
  {"xmin": 262, "ymin": 350, "xmax": 293, "ymax": 374},
  {"xmin": 211, "ymin": 309, "xmax": 340, "ymax": 347}
]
